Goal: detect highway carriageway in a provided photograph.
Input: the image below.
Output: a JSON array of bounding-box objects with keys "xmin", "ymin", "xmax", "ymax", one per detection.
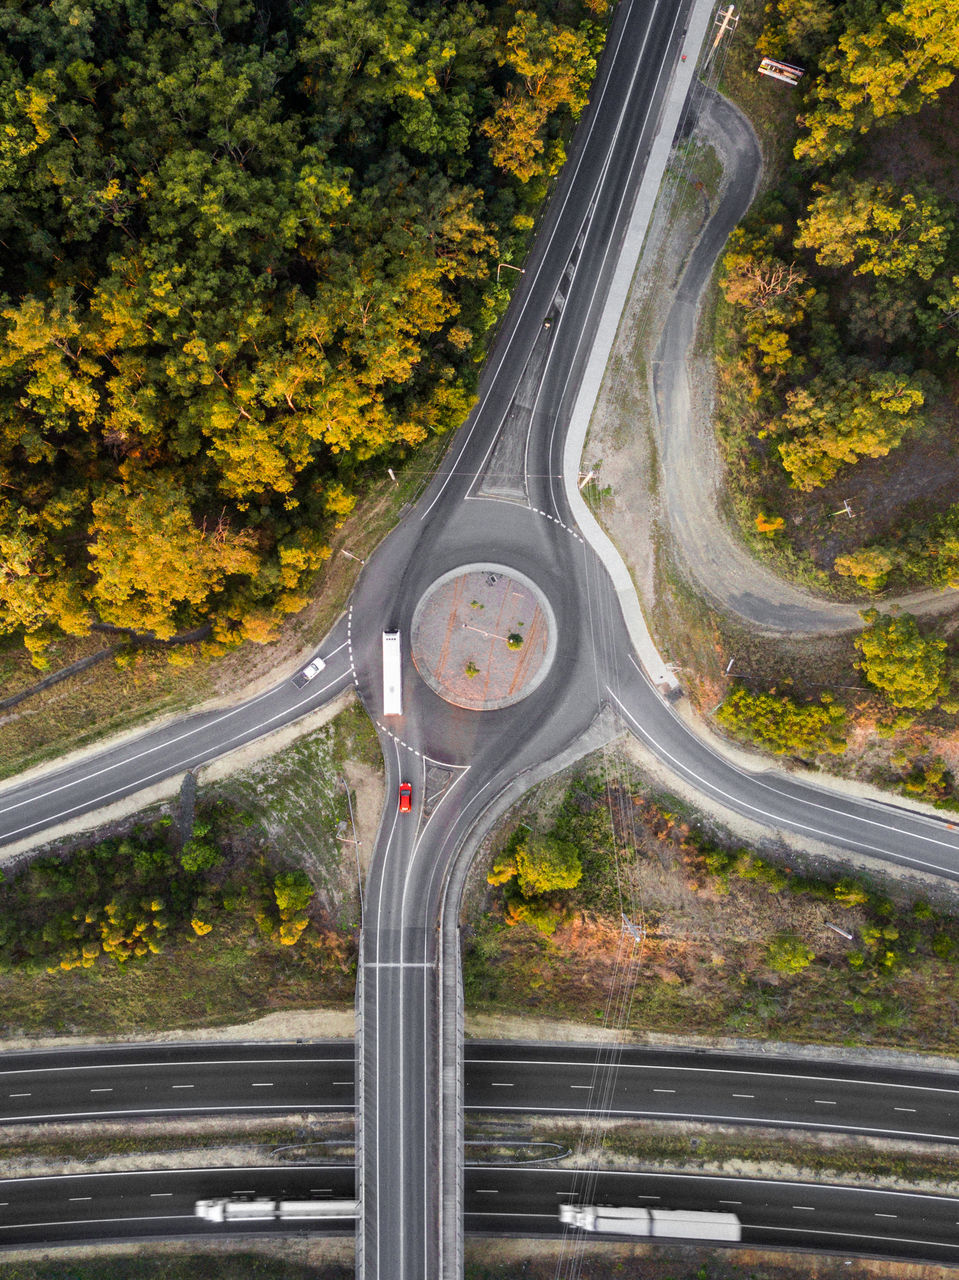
[
  {"xmin": 4, "ymin": 1164, "xmax": 959, "ymax": 1263},
  {"xmin": 2, "ymin": 1041, "xmax": 959, "ymax": 1147}
]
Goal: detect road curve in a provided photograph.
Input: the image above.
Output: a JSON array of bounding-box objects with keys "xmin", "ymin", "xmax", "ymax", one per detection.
[{"xmin": 650, "ymin": 87, "xmax": 957, "ymax": 633}]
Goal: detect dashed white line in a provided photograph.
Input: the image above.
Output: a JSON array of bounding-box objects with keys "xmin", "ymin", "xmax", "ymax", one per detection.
[
  {"xmin": 732, "ymin": 1093, "xmax": 754, "ymax": 1099},
  {"xmin": 793, "ymin": 1205, "xmax": 816, "ymax": 1211},
  {"xmin": 171, "ymin": 1085, "xmax": 194, "ymax": 1090},
  {"xmin": 814, "ymin": 1099, "xmax": 836, "ymax": 1106}
]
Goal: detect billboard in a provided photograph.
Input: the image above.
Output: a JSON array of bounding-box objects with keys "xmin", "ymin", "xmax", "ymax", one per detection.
[{"xmin": 758, "ymin": 57, "xmax": 804, "ymax": 84}]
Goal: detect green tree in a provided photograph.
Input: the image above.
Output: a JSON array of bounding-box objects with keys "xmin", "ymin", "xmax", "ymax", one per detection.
[
  {"xmin": 795, "ymin": 0, "xmax": 959, "ymax": 163},
  {"xmin": 796, "ymin": 179, "xmax": 951, "ymax": 281},
  {"xmin": 775, "ymin": 370, "xmax": 925, "ymax": 490},
  {"xmin": 488, "ymin": 831, "xmax": 582, "ymax": 898},
  {"xmin": 854, "ymin": 609, "xmax": 949, "ymax": 710}
]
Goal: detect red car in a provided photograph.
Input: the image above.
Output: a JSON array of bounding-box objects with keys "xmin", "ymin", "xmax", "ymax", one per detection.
[{"xmin": 398, "ymin": 783, "xmax": 413, "ymax": 813}]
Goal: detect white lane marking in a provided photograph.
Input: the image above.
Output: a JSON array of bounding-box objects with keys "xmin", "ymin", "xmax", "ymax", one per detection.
[
  {"xmin": 476, "ymin": 1189, "xmax": 499, "ymax": 1195},
  {"xmin": 793, "ymin": 1205, "xmax": 816, "ymax": 1211},
  {"xmin": 171, "ymin": 1085, "xmax": 194, "ymax": 1090},
  {"xmin": 333, "ymin": 1081, "xmax": 353, "ymax": 1087},
  {"xmin": 68, "ymin": 1197, "xmax": 91, "ymax": 1202},
  {"xmin": 417, "ymin": 0, "xmax": 663, "ymax": 522},
  {"xmin": 0, "ymin": 1103, "xmax": 352, "ymax": 1124},
  {"xmin": 150, "ymin": 1193, "xmax": 173, "ymax": 1198},
  {"xmin": 719, "ymin": 1200, "xmax": 741, "ymax": 1206},
  {"xmin": 814, "ymin": 1099, "xmax": 836, "ymax": 1106},
  {"xmin": 251, "ymin": 1083, "xmax": 274, "ymax": 1088},
  {"xmin": 464, "ymin": 1102, "xmax": 959, "ymax": 1144},
  {"xmin": 608, "ymin": 686, "xmax": 959, "ymax": 875},
  {"xmin": 490, "ymin": 1083, "xmax": 514, "ymax": 1088},
  {"xmin": 895, "ymin": 1107, "xmax": 917, "ymax": 1113},
  {"xmin": 0, "ymin": 1055, "xmax": 351, "ymax": 1079},
  {"xmin": 652, "ymin": 1088, "xmax": 676, "ymax": 1094},
  {"xmin": 757, "ymin": 1222, "xmax": 959, "ymax": 1249},
  {"xmin": 732, "ymin": 1094, "xmax": 754, "ymax": 1099},
  {"xmin": 469, "ymin": 1054, "xmax": 959, "ymax": 1103},
  {"xmin": 0, "ymin": 1162, "xmax": 353, "ymax": 1187},
  {"xmin": 90, "ymin": 1088, "xmax": 113, "ymax": 1094},
  {"xmin": 875, "ymin": 1212, "xmax": 897, "ymax": 1218},
  {"xmin": 0, "ymin": 1214, "xmax": 197, "ymax": 1229},
  {"xmin": 570, "ymin": 1085, "xmax": 592, "ymax": 1090},
  {"xmin": 8, "ymin": 1093, "xmax": 30, "ymax": 1099},
  {"xmin": 0, "ymin": 665, "xmax": 354, "ymax": 838}
]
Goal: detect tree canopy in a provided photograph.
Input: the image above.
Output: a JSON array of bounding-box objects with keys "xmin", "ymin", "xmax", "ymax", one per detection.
[
  {"xmin": 854, "ymin": 609, "xmax": 950, "ymax": 710},
  {"xmin": 0, "ymin": 0, "xmax": 603, "ymax": 658},
  {"xmin": 794, "ymin": 0, "xmax": 959, "ymax": 163}
]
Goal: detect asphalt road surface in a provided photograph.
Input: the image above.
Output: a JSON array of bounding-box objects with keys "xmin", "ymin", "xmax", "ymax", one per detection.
[
  {"xmin": 2, "ymin": 1162, "xmax": 959, "ymax": 1265},
  {"xmin": 4, "ymin": 1041, "xmax": 959, "ymax": 1152},
  {"xmin": 3, "ymin": 0, "xmax": 959, "ymax": 1273}
]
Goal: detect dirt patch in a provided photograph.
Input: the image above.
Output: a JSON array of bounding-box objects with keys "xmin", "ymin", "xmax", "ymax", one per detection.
[{"xmin": 463, "ymin": 756, "xmax": 959, "ymax": 1054}]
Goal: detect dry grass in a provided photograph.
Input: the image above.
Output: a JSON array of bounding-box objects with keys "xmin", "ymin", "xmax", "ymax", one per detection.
[
  {"xmin": 463, "ymin": 761, "xmax": 959, "ymax": 1054},
  {"xmin": 465, "ymin": 1241, "xmax": 959, "ymax": 1280}
]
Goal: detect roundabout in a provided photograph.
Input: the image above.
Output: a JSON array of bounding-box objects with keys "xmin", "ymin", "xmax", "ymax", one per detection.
[{"xmin": 410, "ymin": 562, "xmax": 557, "ymax": 711}]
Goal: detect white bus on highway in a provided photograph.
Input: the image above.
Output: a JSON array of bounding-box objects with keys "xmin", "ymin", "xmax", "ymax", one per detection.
[{"xmin": 382, "ymin": 629, "xmax": 402, "ymax": 716}]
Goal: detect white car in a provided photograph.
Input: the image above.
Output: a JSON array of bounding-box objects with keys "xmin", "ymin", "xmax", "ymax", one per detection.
[{"xmin": 292, "ymin": 657, "xmax": 326, "ymax": 688}]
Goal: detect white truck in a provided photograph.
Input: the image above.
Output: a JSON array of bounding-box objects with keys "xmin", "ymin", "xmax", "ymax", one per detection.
[
  {"xmin": 559, "ymin": 1204, "xmax": 741, "ymax": 1241},
  {"xmin": 382, "ymin": 629, "xmax": 402, "ymax": 716},
  {"xmin": 195, "ymin": 1198, "xmax": 359, "ymax": 1223}
]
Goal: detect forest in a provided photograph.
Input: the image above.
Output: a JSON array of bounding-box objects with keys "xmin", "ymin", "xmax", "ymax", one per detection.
[
  {"xmin": 0, "ymin": 0, "xmax": 603, "ymax": 659},
  {"xmin": 716, "ymin": 0, "xmax": 959, "ymax": 594}
]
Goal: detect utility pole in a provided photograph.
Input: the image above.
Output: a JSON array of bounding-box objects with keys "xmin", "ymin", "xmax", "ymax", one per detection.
[
  {"xmin": 703, "ymin": 4, "xmax": 737, "ymax": 71},
  {"xmin": 622, "ymin": 914, "xmax": 646, "ymax": 944}
]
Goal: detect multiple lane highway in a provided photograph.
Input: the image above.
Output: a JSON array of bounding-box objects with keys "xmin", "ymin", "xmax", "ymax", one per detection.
[
  {"xmin": 3, "ymin": 0, "xmax": 959, "ymax": 1272},
  {"xmin": 3, "ymin": 1042, "xmax": 959, "ymax": 1150},
  {"xmin": 4, "ymin": 1162, "xmax": 959, "ymax": 1264}
]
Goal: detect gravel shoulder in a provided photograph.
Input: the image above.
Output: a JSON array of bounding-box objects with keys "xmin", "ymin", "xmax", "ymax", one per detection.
[{"xmin": 588, "ymin": 86, "xmax": 956, "ymax": 636}]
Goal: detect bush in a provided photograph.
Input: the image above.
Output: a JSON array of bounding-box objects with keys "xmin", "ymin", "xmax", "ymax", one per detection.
[{"xmin": 717, "ymin": 685, "xmax": 847, "ymax": 758}]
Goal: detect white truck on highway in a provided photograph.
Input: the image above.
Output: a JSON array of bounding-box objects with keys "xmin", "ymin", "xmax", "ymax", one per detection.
[
  {"xmin": 559, "ymin": 1204, "xmax": 741, "ymax": 1241},
  {"xmin": 195, "ymin": 1198, "xmax": 358, "ymax": 1223}
]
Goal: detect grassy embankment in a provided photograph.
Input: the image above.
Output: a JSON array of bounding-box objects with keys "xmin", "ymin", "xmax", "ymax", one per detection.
[
  {"xmin": 463, "ymin": 758, "xmax": 959, "ymax": 1054},
  {"xmin": 0, "ymin": 703, "xmax": 380, "ymax": 1040}
]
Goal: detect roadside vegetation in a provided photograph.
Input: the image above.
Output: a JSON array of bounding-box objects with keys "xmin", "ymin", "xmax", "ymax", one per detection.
[
  {"xmin": 0, "ymin": 709, "xmax": 377, "ymax": 1038},
  {"xmin": 464, "ymin": 1245, "xmax": 947, "ymax": 1280},
  {"xmin": 715, "ymin": 0, "xmax": 959, "ymax": 595},
  {"xmin": 0, "ymin": 0, "xmax": 606, "ymax": 664},
  {"xmin": 464, "ymin": 759, "xmax": 959, "ymax": 1053},
  {"xmin": 0, "ymin": 1256, "xmax": 352, "ymax": 1280}
]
